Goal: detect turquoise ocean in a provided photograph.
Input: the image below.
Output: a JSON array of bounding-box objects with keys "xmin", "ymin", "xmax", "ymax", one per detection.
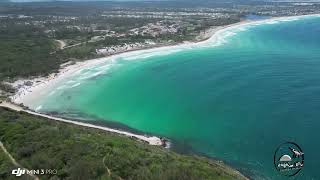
[{"xmin": 30, "ymin": 15, "xmax": 320, "ymax": 179}]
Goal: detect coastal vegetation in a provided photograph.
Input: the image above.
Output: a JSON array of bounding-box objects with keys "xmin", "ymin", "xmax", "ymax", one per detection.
[
  {"xmin": 0, "ymin": 2, "xmax": 243, "ymax": 95},
  {"xmin": 1, "ymin": 1, "xmax": 318, "ymax": 93},
  {"xmin": 0, "ymin": 25, "xmax": 62, "ymax": 82},
  {"xmin": 0, "ymin": 147, "xmax": 21, "ymax": 180},
  {"xmin": 0, "ymin": 107, "xmax": 247, "ymax": 180},
  {"xmin": 0, "ymin": 2, "xmax": 319, "ymax": 179}
]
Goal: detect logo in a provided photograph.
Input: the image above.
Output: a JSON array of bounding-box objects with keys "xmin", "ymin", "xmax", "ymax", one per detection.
[
  {"xmin": 12, "ymin": 168, "xmax": 25, "ymax": 177},
  {"xmin": 12, "ymin": 168, "xmax": 57, "ymax": 177},
  {"xmin": 274, "ymin": 142, "xmax": 304, "ymax": 176}
]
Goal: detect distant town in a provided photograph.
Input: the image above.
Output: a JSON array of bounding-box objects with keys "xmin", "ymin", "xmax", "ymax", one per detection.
[
  {"xmin": 0, "ymin": 1, "xmax": 320, "ymax": 180},
  {"xmin": 0, "ymin": 1, "xmax": 320, "ymax": 98}
]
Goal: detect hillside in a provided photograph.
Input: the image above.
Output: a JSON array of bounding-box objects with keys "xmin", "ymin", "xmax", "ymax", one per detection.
[{"xmin": 0, "ymin": 107, "xmax": 247, "ymax": 180}]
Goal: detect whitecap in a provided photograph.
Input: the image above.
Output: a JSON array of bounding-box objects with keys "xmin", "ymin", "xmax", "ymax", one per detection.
[
  {"xmin": 66, "ymin": 80, "xmax": 77, "ymax": 84},
  {"xmin": 70, "ymin": 82, "xmax": 81, "ymax": 88},
  {"xmin": 57, "ymin": 86, "xmax": 67, "ymax": 90},
  {"xmin": 35, "ymin": 105, "xmax": 42, "ymax": 111},
  {"xmin": 48, "ymin": 90, "xmax": 56, "ymax": 96}
]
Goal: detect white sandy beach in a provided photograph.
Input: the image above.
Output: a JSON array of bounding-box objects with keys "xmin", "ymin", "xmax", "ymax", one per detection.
[
  {"xmin": 9, "ymin": 13, "xmax": 320, "ymax": 111},
  {"xmin": 0, "ymin": 101, "xmax": 164, "ymax": 146},
  {"xmin": 11, "ymin": 14, "xmax": 319, "ymax": 108},
  {"xmin": 4, "ymin": 13, "xmax": 319, "ymax": 149}
]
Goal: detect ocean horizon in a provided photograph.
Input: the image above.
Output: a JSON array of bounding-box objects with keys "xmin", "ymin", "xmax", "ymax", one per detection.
[{"xmin": 22, "ymin": 15, "xmax": 320, "ymax": 179}]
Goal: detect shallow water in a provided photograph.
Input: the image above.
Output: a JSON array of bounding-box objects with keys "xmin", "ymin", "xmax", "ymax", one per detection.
[{"xmin": 34, "ymin": 16, "xmax": 320, "ymax": 179}]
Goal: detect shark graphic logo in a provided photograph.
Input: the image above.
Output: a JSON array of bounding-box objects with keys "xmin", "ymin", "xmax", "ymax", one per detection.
[{"xmin": 274, "ymin": 142, "xmax": 304, "ymax": 177}]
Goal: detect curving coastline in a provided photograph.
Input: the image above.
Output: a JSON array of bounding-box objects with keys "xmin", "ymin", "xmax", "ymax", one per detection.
[
  {"xmin": 2, "ymin": 14, "xmax": 319, "ymax": 179},
  {"xmin": 6, "ymin": 13, "xmax": 320, "ymax": 150},
  {"xmin": 10, "ymin": 14, "xmax": 320, "ymax": 108},
  {"xmin": 6, "ymin": 13, "xmax": 319, "ymax": 143}
]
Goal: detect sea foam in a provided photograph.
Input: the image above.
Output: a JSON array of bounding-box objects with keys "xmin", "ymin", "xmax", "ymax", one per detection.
[{"xmin": 15, "ymin": 14, "xmax": 320, "ymax": 110}]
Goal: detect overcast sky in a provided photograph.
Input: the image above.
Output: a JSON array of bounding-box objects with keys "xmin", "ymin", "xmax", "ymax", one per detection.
[
  {"xmin": 8, "ymin": 0, "xmax": 155, "ymax": 1},
  {"xmin": 7, "ymin": 0, "xmax": 320, "ymax": 2}
]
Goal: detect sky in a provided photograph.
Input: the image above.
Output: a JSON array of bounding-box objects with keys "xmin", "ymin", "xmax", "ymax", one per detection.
[
  {"xmin": 6, "ymin": 0, "xmax": 320, "ymax": 2},
  {"xmin": 7, "ymin": 0, "xmax": 169, "ymax": 2}
]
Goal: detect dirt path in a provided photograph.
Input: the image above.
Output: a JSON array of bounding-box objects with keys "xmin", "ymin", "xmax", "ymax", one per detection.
[
  {"xmin": 0, "ymin": 141, "xmax": 39, "ymax": 180},
  {"xmin": 55, "ymin": 40, "xmax": 66, "ymax": 49},
  {"xmin": 0, "ymin": 101, "xmax": 164, "ymax": 146},
  {"xmin": 63, "ymin": 42, "xmax": 83, "ymax": 49}
]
